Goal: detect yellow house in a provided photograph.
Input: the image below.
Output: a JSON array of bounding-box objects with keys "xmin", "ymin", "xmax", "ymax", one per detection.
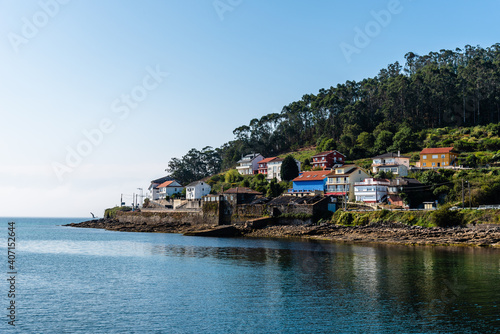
[{"xmin": 420, "ymin": 147, "xmax": 458, "ymax": 168}]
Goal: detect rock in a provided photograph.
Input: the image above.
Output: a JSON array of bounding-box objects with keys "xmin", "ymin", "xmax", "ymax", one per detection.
[{"xmin": 184, "ymin": 225, "xmax": 242, "ymax": 237}]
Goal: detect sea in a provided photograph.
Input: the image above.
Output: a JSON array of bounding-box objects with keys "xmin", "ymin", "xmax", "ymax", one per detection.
[{"xmin": 0, "ymin": 217, "xmax": 499, "ymax": 333}]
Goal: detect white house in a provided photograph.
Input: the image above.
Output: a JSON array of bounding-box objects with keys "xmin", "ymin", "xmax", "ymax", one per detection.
[
  {"xmin": 354, "ymin": 178, "xmax": 390, "ymax": 203},
  {"xmin": 236, "ymin": 153, "xmax": 264, "ymax": 175},
  {"xmin": 258, "ymin": 157, "xmax": 302, "ymax": 182},
  {"xmin": 371, "ymin": 152, "xmax": 410, "ymax": 177},
  {"xmin": 157, "ymin": 180, "xmax": 184, "ymax": 198},
  {"xmin": 147, "ymin": 176, "xmax": 174, "ymax": 200},
  {"xmin": 185, "ymin": 181, "xmax": 211, "ymax": 200}
]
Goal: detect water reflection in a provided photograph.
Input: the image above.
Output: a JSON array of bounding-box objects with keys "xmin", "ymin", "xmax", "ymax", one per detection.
[{"xmin": 150, "ymin": 240, "xmax": 500, "ymax": 332}]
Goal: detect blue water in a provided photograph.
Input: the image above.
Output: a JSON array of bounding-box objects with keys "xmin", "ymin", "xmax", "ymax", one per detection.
[{"xmin": 0, "ymin": 218, "xmax": 499, "ymax": 333}]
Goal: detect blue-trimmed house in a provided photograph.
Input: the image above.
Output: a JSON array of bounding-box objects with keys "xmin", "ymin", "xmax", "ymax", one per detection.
[{"xmin": 289, "ymin": 170, "xmax": 330, "ymax": 195}]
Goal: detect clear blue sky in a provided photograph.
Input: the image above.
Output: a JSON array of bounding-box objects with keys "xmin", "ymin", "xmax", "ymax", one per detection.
[{"xmin": 1, "ymin": 0, "xmax": 499, "ymax": 217}]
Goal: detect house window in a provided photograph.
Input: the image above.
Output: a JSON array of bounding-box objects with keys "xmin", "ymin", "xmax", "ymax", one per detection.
[
  {"xmin": 443, "ymin": 162, "xmax": 446, "ymax": 166},
  {"xmin": 432, "ymin": 163, "xmax": 435, "ymax": 167},
  {"xmin": 423, "ymin": 163, "xmax": 426, "ymax": 166},
  {"xmin": 432, "ymin": 155, "xmax": 438, "ymax": 159},
  {"xmin": 423, "ymin": 155, "xmax": 427, "ymax": 159},
  {"xmin": 441, "ymin": 154, "xmax": 445, "ymax": 159}
]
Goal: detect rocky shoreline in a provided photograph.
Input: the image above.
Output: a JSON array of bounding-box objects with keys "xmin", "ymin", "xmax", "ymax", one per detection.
[{"xmin": 64, "ymin": 218, "xmax": 500, "ymax": 248}]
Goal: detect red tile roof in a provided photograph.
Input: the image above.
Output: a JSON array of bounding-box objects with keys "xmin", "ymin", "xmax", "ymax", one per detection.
[
  {"xmin": 292, "ymin": 170, "xmax": 331, "ymax": 182},
  {"xmin": 157, "ymin": 180, "xmax": 177, "ymax": 188},
  {"xmin": 259, "ymin": 157, "xmax": 283, "ymax": 164},
  {"xmin": 259, "ymin": 157, "xmax": 275, "ymax": 164},
  {"xmin": 312, "ymin": 150, "xmax": 345, "ymax": 158},
  {"xmin": 420, "ymin": 147, "xmax": 455, "ymax": 154}
]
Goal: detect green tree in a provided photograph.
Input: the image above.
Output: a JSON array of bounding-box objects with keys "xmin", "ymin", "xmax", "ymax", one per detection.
[
  {"xmin": 266, "ymin": 179, "xmax": 282, "ymax": 198},
  {"xmin": 281, "ymin": 155, "xmax": 299, "ymax": 181},
  {"xmin": 357, "ymin": 132, "xmax": 375, "ymax": 152},
  {"xmin": 374, "ymin": 131, "xmax": 394, "ymax": 154},
  {"xmin": 390, "ymin": 125, "xmax": 416, "ymax": 153},
  {"xmin": 225, "ymin": 169, "xmax": 241, "ymax": 183}
]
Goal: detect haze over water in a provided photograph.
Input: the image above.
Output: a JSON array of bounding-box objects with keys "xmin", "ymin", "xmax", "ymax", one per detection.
[{"xmin": 0, "ymin": 218, "xmax": 499, "ymax": 333}]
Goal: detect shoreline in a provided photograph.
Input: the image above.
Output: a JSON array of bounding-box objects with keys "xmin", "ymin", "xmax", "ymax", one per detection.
[{"xmin": 65, "ymin": 219, "xmax": 500, "ymax": 248}]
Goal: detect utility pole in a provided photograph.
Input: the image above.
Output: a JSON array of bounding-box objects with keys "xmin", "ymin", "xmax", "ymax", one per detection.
[
  {"xmin": 468, "ymin": 181, "xmax": 471, "ymax": 208},
  {"xmin": 462, "ymin": 179, "xmax": 464, "ymax": 208}
]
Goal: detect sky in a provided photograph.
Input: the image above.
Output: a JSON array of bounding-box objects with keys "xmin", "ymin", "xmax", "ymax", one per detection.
[{"xmin": 1, "ymin": 0, "xmax": 499, "ymax": 218}]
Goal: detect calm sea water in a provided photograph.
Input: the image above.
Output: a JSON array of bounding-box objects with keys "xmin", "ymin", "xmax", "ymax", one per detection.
[{"xmin": 0, "ymin": 217, "xmax": 499, "ymax": 333}]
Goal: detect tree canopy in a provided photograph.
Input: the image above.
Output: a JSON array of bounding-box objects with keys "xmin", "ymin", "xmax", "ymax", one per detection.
[
  {"xmin": 281, "ymin": 155, "xmax": 299, "ymax": 181},
  {"xmin": 167, "ymin": 44, "xmax": 500, "ymax": 182}
]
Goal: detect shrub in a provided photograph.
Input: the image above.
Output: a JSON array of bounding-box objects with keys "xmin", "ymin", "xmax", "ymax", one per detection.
[
  {"xmin": 225, "ymin": 169, "xmax": 242, "ymax": 183},
  {"xmin": 431, "ymin": 205, "xmax": 464, "ymax": 227},
  {"xmin": 334, "ymin": 211, "xmax": 354, "ymax": 225}
]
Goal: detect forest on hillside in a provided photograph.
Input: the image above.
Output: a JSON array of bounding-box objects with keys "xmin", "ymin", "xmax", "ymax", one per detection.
[{"xmin": 168, "ymin": 44, "xmax": 500, "ymax": 184}]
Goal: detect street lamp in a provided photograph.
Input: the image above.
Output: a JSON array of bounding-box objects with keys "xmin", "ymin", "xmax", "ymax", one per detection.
[{"xmin": 137, "ymin": 188, "xmax": 143, "ymax": 208}]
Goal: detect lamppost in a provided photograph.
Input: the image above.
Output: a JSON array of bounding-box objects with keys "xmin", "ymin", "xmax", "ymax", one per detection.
[{"xmin": 137, "ymin": 188, "xmax": 143, "ymax": 208}]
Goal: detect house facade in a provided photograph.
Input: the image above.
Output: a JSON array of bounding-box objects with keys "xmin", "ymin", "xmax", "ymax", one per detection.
[
  {"xmin": 258, "ymin": 157, "xmax": 301, "ymax": 181},
  {"xmin": 420, "ymin": 147, "xmax": 458, "ymax": 168},
  {"xmin": 290, "ymin": 170, "xmax": 330, "ymax": 195},
  {"xmin": 372, "ymin": 152, "xmax": 410, "ymax": 176},
  {"xmin": 236, "ymin": 153, "xmax": 264, "ymax": 175},
  {"xmin": 354, "ymin": 178, "xmax": 390, "ymax": 203},
  {"xmin": 387, "ymin": 177, "xmax": 422, "ymax": 208},
  {"xmin": 311, "ymin": 150, "xmax": 345, "ymax": 170},
  {"xmin": 325, "ymin": 165, "xmax": 370, "ymax": 200},
  {"xmin": 185, "ymin": 181, "xmax": 211, "ymax": 200},
  {"xmin": 157, "ymin": 180, "xmax": 184, "ymax": 198},
  {"xmin": 223, "ymin": 187, "xmax": 262, "ymax": 204},
  {"xmin": 147, "ymin": 176, "xmax": 174, "ymax": 200}
]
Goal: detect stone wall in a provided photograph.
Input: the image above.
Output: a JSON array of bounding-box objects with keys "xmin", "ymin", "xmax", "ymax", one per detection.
[{"xmin": 117, "ymin": 211, "xmax": 217, "ymax": 225}]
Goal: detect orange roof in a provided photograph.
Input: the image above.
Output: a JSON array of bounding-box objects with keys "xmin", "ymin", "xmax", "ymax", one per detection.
[
  {"xmin": 420, "ymin": 147, "xmax": 455, "ymax": 154},
  {"xmin": 292, "ymin": 170, "xmax": 331, "ymax": 182},
  {"xmin": 157, "ymin": 180, "xmax": 177, "ymax": 188},
  {"xmin": 259, "ymin": 157, "xmax": 276, "ymax": 163}
]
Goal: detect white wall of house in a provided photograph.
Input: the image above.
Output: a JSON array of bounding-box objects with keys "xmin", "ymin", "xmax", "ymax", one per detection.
[
  {"xmin": 186, "ymin": 182, "xmax": 211, "ymax": 200},
  {"xmin": 376, "ymin": 165, "xmax": 409, "ymax": 177},
  {"xmin": 237, "ymin": 154, "xmax": 264, "ymax": 175},
  {"xmin": 147, "ymin": 184, "xmax": 160, "ymax": 200},
  {"xmin": 354, "ymin": 178, "xmax": 389, "ymax": 203},
  {"xmin": 266, "ymin": 159, "xmax": 301, "ymax": 181},
  {"xmin": 158, "ymin": 181, "xmax": 184, "ymax": 198}
]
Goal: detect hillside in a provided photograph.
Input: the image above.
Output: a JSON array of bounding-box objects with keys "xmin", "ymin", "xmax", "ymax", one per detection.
[{"xmin": 166, "ymin": 43, "xmax": 500, "ymax": 185}]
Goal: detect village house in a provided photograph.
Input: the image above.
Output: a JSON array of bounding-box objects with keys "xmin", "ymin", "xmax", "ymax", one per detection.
[
  {"xmin": 372, "ymin": 152, "xmax": 410, "ymax": 176},
  {"xmin": 258, "ymin": 157, "xmax": 302, "ymax": 181},
  {"xmin": 325, "ymin": 165, "xmax": 370, "ymax": 201},
  {"xmin": 289, "ymin": 170, "xmax": 331, "ymax": 195},
  {"xmin": 419, "ymin": 147, "xmax": 458, "ymax": 168},
  {"xmin": 147, "ymin": 176, "xmax": 174, "ymax": 200},
  {"xmin": 185, "ymin": 181, "xmax": 211, "ymax": 200},
  {"xmin": 311, "ymin": 150, "xmax": 345, "ymax": 169},
  {"xmin": 354, "ymin": 178, "xmax": 390, "ymax": 204},
  {"xmin": 157, "ymin": 180, "xmax": 184, "ymax": 198},
  {"xmin": 236, "ymin": 153, "xmax": 264, "ymax": 175},
  {"xmin": 387, "ymin": 177, "xmax": 423, "ymax": 208},
  {"xmin": 223, "ymin": 187, "xmax": 262, "ymax": 204}
]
